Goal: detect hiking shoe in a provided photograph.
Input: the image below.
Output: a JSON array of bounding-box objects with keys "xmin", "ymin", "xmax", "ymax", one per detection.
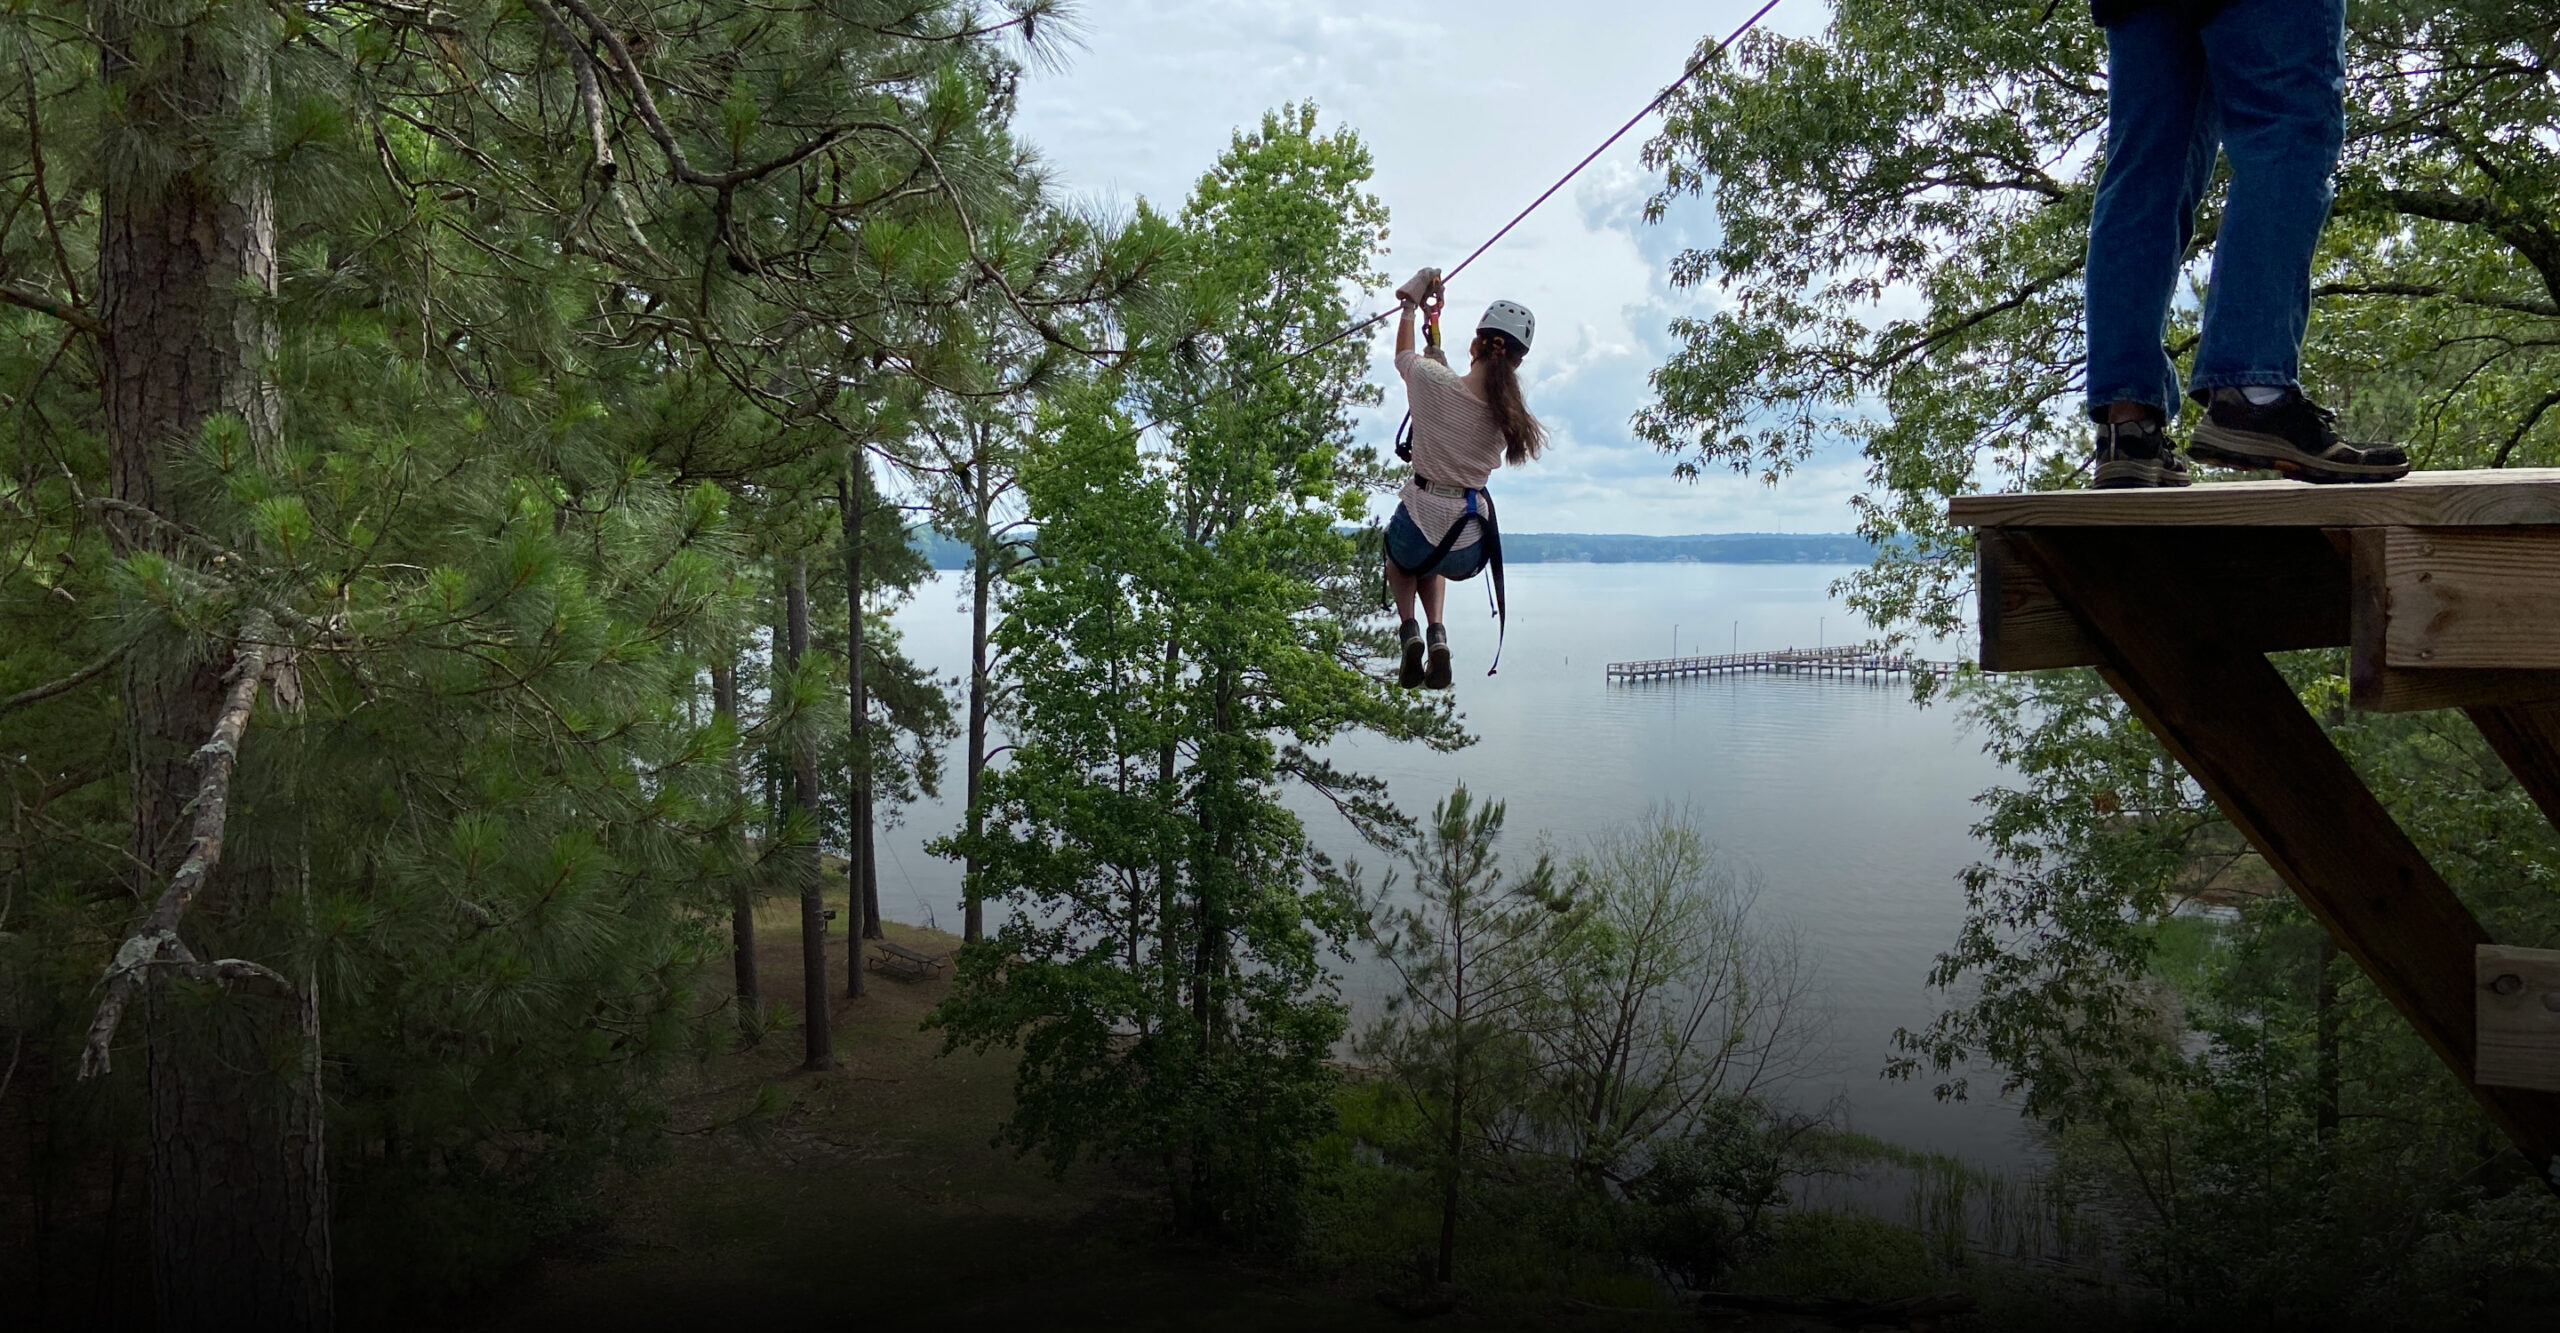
[
  {"xmin": 2188, "ymin": 388, "xmax": 2410, "ymax": 484},
  {"xmin": 1397, "ymin": 619, "xmax": 1426, "ymax": 688},
  {"xmin": 2157, "ymin": 441, "xmax": 2192, "ymax": 488},
  {"xmin": 2091, "ymin": 414, "xmax": 2174, "ymax": 490},
  {"xmin": 1423, "ymin": 623, "xmax": 1453, "ymax": 690}
]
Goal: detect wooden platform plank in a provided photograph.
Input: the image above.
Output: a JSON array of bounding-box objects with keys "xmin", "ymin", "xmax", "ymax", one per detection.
[
  {"xmin": 2478, "ymin": 945, "xmax": 2560, "ymax": 1094},
  {"xmin": 1951, "ymin": 468, "xmax": 2560, "ymax": 531},
  {"xmin": 1977, "ymin": 529, "xmax": 2097, "ymax": 670},
  {"xmin": 2383, "ymin": 527, "xmax": 2560, "ymax": 669},
  {"xmin": 2345, "ymin": 529, "xmax": 2560, "ymax": 711},
  {"xmin": 2010, "ymin": 528, "xmax": 2560, "ymax": 1172},
  {"xmin": 1975, "ymin": 526, "xmax": 2348, "ymax": 672}
]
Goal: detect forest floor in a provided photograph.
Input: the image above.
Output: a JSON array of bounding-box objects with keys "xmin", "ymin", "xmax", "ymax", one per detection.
[{"xmin": 442, "ymin": 904, "xmax": 1722, "ymax": 1332}]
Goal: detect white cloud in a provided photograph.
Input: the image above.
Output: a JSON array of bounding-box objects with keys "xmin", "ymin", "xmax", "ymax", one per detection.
[{"xmin": 1016, "ymin": 0, "xmax": 1857, "ymax": 535}]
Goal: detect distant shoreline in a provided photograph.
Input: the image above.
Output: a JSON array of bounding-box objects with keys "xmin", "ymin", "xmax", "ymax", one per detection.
[{"xmin": 910, "ymin": 528, "xmax": 1892, "ymax": 570}]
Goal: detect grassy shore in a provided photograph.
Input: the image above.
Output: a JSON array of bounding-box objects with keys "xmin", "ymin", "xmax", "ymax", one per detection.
[{"xmin": 439, "ymin": 905, "xmax": 1711, "ymax": 1331}]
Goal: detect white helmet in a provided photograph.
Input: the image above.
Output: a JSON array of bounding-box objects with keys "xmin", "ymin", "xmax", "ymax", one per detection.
[{"xmin": 1476, "ymin": 299, "xmax": 1535, "ymax": 353}]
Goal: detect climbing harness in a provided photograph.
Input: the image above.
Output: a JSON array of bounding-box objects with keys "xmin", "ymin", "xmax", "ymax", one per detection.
[{"xmin": 1385, "ymin": 475, "xmax": 1510, "ymax": 677}]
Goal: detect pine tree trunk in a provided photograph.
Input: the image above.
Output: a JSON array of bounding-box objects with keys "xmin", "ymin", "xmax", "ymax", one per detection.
[
  {"xmin": 784, "ymin": 558, "xmax": 833, "ymax": 1070},
  {"xmin": 96, "ymin": 0, "xmax": 330, "ymax": 1323},
  {"xmin": 713, "ymin": 660, "xmax": 759, "ymax": 1030},
  {"xmin": 963, "ymin": 530, "xmax": 991, "ymax": 944},
  {"xmin": 859, "ymin": 800, "xmax": 881, "ymax": 940},
  {"xmin": 1440, "ymin": 889, "xmax": 1467, "ymax": 1285},
  {"xmin": 1438, "ymin": 1080, "xmax": 1463, "ymax": 1285},
  {"xmin": 963, "ymin": 442, "xmax": 993, "ymax": 944},
  {"xmin": 837, "ymin": 467, "xmax": 869, "ymax": 996}
]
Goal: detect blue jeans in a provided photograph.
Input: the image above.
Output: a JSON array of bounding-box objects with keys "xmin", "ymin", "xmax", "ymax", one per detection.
[{"xmin": 2083, "ymin": 0, "xmax": 2346, "ymax": 420}]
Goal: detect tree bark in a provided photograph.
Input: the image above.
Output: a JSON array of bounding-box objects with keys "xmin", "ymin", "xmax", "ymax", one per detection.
[
  {"xmin": 837, "ymin": 466, "xmax": 870, "ymax": 996},
  {"xmin": 784, "ymin": 558, "xmax": 833, "ymax": 1070},
  {"xmin": 95, "ymin": 0, "xmax": 330, "ymax": 1322},
  {"xmin": 859, "ymin": 797, "xmax": 881, "ymax": 940},
  {"xmin": 963, "ymin": 439, "xmax": 993, "ymax": 943},
  {"xmin": 713, "ymin": 659, "xmax": 759, "ymax": 1031}
]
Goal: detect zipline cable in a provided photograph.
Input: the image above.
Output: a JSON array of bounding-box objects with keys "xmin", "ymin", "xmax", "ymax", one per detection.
[
  {"xmin": 1009, "ymin": 0, "xmax": 1783, "ymax": 482},
  {"xmin": 1257, "ymin": 0, "xmax": 1784, "ymax": 379}
]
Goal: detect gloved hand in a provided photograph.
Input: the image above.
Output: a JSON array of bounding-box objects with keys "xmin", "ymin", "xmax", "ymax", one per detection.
[{"xmin": 1395, "ymin": 267, "xmax": 1442, "ymax": 308}]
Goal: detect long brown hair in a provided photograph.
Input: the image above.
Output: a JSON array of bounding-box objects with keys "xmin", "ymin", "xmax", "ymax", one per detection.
[{"xmin": 1473, "ymin": 332, "xmax": 1545, "ymax": 465}]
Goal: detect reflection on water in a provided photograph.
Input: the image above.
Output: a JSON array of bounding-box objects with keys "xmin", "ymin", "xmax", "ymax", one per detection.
[{"xmin": 878, "ymin": 563, "xmax": 2039, "ymax": 1175}]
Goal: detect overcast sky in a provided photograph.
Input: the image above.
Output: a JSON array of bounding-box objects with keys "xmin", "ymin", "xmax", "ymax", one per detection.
[{"xmin": 1006, "ymin": 0, "xmax": 1859, "ymax": 536}]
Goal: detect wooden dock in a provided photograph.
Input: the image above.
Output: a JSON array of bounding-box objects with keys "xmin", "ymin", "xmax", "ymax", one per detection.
[{"xmin": 1605, "ymin": 646, "xmax": 1969, "ymax": 681}]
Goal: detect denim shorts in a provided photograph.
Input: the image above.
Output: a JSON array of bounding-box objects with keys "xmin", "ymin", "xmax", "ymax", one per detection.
[{"xmin": 1385, "ymin": 502, "xmax": 1487, "ymax": 579}]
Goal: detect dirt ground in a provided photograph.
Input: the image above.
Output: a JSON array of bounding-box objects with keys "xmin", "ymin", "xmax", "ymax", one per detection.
[{"xmin": 441, "ymin": 907, "xmax": 1707, "ymax": 1332}]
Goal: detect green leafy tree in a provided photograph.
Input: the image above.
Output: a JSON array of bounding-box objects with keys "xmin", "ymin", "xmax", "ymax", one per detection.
[
  {"xmin": 1633, "ymin": 2, "xmax": 2560, "ymax": 1316},
  {"xmin": 1638, "ymin": 0, "xmax": 2560, "ymax": 641},
  {"xmin": 931, "ymin": 104, "xmax": 1462, "ymax": 1239},
  {"xmin": 1535, "ymin": 809, "xmax": 1821, "ymax": 1187}
]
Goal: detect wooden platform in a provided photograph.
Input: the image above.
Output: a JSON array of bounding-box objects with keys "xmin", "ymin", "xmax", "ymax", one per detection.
[{"xmin": 1959, "ymin": 469, "xmax": 2560, "ymax": 1182}]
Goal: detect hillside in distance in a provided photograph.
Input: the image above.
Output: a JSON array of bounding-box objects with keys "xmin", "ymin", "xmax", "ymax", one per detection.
[{"xmin": 912, "ymin": 527, "xmax": 1889, "ymax": 570}]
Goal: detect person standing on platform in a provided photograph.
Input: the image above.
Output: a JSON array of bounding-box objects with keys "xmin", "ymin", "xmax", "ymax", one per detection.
[{"xmin": 2083, "ymin": 0, "xmax": 2411, "ymax": 488}]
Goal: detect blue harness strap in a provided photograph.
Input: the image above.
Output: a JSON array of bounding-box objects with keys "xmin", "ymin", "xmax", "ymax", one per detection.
[{"xmin": 1386, "ymin": 479, "xmax": 1509, "ymax": 676}]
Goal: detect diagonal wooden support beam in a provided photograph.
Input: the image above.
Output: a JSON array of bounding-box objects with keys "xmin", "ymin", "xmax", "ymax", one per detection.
[
  {"xmin": 2467, "ymin": 702, "xmax": 2560, "ymax": 832},
  {"xmin": 2009, "ymin": 528, "xmax": 2560, "ymax": 1177}
]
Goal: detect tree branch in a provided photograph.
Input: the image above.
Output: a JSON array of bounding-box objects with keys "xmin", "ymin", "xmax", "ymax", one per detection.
[
  {"xmin": 2492, "ymin": 386, "xmax": 2560, "ymax": 468},
  {"xmin": 2314, "ymin": 280, "xmax": 2560, "ymax": 320},
  {"xmin": 79, "ymin": 610, "xmax": 286, "ymax": 1079},
  {"xmin": 2341, "ymin": 186, "xmax": 2560, "ymax": 305},
  {"xmin": 0, "ymin": 281, "xmax": 103, "ymax": 337},
  {"xmin": 0, "ymin": 642, "xmax": 126, "ymax": 718},
  {"xmin": 523, "ymin": 0, "xmax": 617, "ymax": 180}
]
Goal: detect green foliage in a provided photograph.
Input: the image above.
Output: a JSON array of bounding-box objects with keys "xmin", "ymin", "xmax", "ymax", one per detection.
[
  {"xmin": 1644, "ymin": 3, "xmax": 2560, "ymax": 1321},
  {"xmin": 1625, "ymin": 1095, "xmax": 1817, "ymax": 1289},
  {"xmin": 1640, "ymin": 0, "xmax": 2560, "ymax": 643},
  {"xmin": 928, "ymin": 105, "xmax": 1451, "ymax": 1242},
  {"xmin": 0, "ymin": 0, "xmax": 1120, "ymax": 1311},
  {"xmin": 1730, "ymin": 1210, "xmax": 1940, "ymax": 1303},
  {"xmin": 1340, "ymin": 796, "xmax": 1829, "ymax": 1296},
  {"xmin": 1538, "ymin": 811, "xmax": 1820, "ymax": 1182},
  {"xmin": 1357, "ymin": 785, "xmax": 1568, "ymax": 1279}
]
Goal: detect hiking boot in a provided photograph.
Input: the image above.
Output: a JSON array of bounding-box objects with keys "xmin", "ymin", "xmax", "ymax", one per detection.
[
  {"xmin": 2091, "ymin": 413, "xmax": 2175, "ymax": 490},
  {"xmin": 2188, "ymin": 388, "xmax": 2410, "ymax": 484},
  {"xmin": 2157, "ymin": 440, "xmax": 2191, "ymax": 488},
  {"xmin": 1397, "ymin": 618, "xmax": 1426, "ymax": 688},
  {"xmin": 1423, "ymin": 623, "xmax": 1453, "ymax": 690}
]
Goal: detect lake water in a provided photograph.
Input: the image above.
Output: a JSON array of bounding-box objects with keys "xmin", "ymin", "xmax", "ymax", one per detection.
[{"xmin": 876, "ymin": 562, "xmax": 2040, "ymax": 1175}]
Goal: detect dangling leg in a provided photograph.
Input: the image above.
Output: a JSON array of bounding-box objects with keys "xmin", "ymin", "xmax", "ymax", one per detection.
[
  {"xmin": 1420, "ymin": 574, "xmax": 1453, "ymax": 690},
  {"xmin": 1386, "ymin": 558, "xmax": 1426, "ymax": 687}
]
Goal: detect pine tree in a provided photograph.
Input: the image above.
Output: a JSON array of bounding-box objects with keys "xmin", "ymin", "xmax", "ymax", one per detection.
[
  {"xmin": 1359, "ymin": 785, "xmax": 1568, "ymax": 1286},
  {"xmin": 1, "ymin": 0, "xmax": 1146, "ymax": 1315}
]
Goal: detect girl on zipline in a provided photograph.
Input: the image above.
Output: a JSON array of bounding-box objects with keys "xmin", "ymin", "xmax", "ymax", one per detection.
[{"xmin": 1382, "ymin": 266, "xmax": 1544, "ymax": 689}]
